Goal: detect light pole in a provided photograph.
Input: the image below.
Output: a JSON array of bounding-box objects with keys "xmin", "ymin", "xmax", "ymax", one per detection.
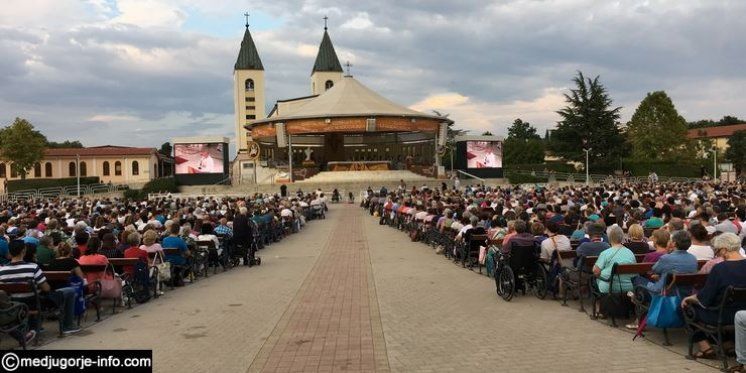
[
  {"xmin": 709, "ymin": 148, "xmax": 717, "ymax": 181},
  {"xmin": 583, "ymin": 148, "xmax": 591, "ymax": 185},
  {"xmin": 76, "ymin": 154, "xmax": 81, "ymax": 197}
]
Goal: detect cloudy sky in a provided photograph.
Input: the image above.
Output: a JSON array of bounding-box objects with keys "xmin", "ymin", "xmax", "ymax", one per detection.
[{"xmin": 1, "ymin": 0, "xmax": 744, "ymax": 154}]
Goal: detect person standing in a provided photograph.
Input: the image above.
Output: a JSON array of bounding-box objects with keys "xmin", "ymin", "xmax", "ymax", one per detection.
[{"xmin": 233, "ymin": 206, "xmax": 255, "ymax": 266}]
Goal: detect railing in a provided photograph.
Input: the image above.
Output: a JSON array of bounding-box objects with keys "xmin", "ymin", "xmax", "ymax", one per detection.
[
  {"xmin": 508, "ymin": 170, "xmax": 701, "ymax": 184},
  {"xmin": 3, "ymin": 183, "xmax": 129, "ymax": 201},
  {"xmin": 456, "ymin": 170, "xmax": 485, "ymax": 184}
]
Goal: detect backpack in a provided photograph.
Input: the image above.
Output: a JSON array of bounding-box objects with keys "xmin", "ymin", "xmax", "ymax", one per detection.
[{"xmin": 132, "ymin": 261, "xmax": 152, "ymax": 304}]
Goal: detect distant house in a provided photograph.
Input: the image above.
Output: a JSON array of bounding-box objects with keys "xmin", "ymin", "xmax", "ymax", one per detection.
[
  {"xmin": 687, "ymin": 123, "xmax": 746, "ymax": 152},
  {"xmin": 0, "ymin": 146, "xmax": 173, "ymax": 190}
]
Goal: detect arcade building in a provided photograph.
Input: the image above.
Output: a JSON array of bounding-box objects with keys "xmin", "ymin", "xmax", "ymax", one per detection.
[{"xmin": 232, "ymin": 19, "xmax": 452, "ymax": 182}]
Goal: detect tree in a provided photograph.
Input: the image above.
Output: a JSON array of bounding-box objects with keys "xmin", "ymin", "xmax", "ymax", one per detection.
[
  {"xmin": 159, "ymin": 142, "xmax": 173, "ymax": 156},
  {"xmin": 688, "ymin": 115, "xmax": 746, "ymax": 128},
  {"xmin": 726, "ymin": 130, "xmax": 746, "ymax": 175},
  {"xmin": 47, "ymin": 140, "xmax": 83, "ymax": 148},
  {"xmin": 0, "ymin": 118, "xmax": 48, "ymax": 179},
  {"xmin": 550, "ymin": 72, "xmax": 625, "ymax": 168},
  {"xmin": 507, "ymin": 118, "xmax": 540, "ymax": 140},
  {"xmin": 504, "ymin": 119, "xmax": 544, "ymax": 165},
  {"xmin": 481, "ymin": 131, "xmax": 493, "ymax": 136},
  {"xmin": 626, "ymin": 91, "xmax": 689, "ymax": 161}
]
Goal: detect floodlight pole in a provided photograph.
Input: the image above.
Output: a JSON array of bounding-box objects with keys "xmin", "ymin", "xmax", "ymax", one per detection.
[
  {"xmin": 583, "ymin": 148, "xmax": 591, "ymax": 186},
  {"xmin": 76, "ymin": 154, "xmax": 81, "ymax": 197}
]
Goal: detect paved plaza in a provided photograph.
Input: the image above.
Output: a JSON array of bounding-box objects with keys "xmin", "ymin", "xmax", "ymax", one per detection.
[{"xmin": 43, "ymin": 204, "xmax": 715, "ymax": 372}]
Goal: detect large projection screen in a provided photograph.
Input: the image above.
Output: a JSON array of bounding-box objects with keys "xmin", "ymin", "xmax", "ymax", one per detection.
[
  {"xmin": 465, "ymin": 141, "xmax": 502, "ymax": 168},
  {"xmin": 174, "ymin": 143, "xmax": 226, "ymax": 174}
]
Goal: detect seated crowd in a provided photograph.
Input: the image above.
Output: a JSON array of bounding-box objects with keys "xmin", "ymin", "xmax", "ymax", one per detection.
[
  {"xmin": 362, "ymin": 180, "xmax": 746, "ymax": 371},
  {"xmin": 0, "ymin": 191, "xmax": 327, "ymax": 347}
]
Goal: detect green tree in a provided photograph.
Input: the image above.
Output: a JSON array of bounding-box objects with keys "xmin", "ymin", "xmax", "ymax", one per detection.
[
  {"xmin": 47, "ymin": 140, "xmax": 83, "ymax": 148},
  {"xmin": 726, "ymin": 130, "xmax": 746, "ymax": 175},
  {"xmin": 159, "ymin": 142, "xmax": 173, "ymax": 156},
  {"xmin": 481, "ymin": 131, "xmax": 493, "ymax": 136},
  {"xmin": 626, "ymin": 91, "xmax": 689, "ymax": 161},
  {"xmin": 0, "ymin": 118, "xmax": 48, "ymax": 179},
  {"xmin": 503, "ymin": 119, "xmax": 544, "ymax": 165},
  {"xmin": 507, "ymin": 118, "xmax": 540, "ymax": 140},
  {"xmin": 550, "ymin": 72, "xmax": 624, "ymax": 168}
]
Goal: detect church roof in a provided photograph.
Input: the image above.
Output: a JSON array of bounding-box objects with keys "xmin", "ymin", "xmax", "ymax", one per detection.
[
  {"xmin": 234, "ymin": 27, "xmax": 264, "ymax": 70},
  {"xmin": 312, "ymin": 30, "xmax": 343, "ymax": 74},
  {"xmin": 253, "ymin": 76, "xmax": 451, "ymax": 124}
]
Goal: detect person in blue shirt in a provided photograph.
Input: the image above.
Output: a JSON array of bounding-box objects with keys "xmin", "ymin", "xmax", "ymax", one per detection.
[
  {"xmin": 633, "ymin": 230, "xmax": 697, "ymax": 296},
  {"xmin": 162, "ymin": 224, "xmax": 190, "ymax": 267},
  {"xmin": 0, "ymin": 231, "xmax": 9, "ymax": 265}
]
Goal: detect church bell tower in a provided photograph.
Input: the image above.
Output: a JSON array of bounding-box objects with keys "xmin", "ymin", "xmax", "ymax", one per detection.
[
  {"xmin": 233, "ymin": 13, "xmax": 265, "ymax": 152},
  {"xmin": 310, "ymin": 17, "xmax": 343, "ymax": 95}
]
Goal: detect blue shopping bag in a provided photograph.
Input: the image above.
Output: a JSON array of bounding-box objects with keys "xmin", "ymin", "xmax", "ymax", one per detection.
[{"xmin": 647, "ymin": 293, "xmax": 684, "ymax": 329}]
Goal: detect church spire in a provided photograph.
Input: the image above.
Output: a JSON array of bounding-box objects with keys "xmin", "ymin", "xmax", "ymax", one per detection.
[
  {"xmin": 311, "ymin": 17, "xmax": 343, "ymax": 74},
  {"xmin": 235, "ymin": 13, "xmax": 264, "ymax": 70}
]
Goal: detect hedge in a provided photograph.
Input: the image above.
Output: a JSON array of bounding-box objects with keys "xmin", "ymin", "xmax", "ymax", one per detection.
[
  {"xmin": 506, "ymin": 162, "xmax": 577, "ymax": 173},
  {"xmin": 123, "ymin": 177, "xmax": 179, "ymax": 201},
  {"xmin": 7, "ymin": 177, "xmax": 100, "ymax": 192}
]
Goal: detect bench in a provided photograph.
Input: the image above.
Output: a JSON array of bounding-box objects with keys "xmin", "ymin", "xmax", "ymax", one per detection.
[
  {"xmin": 561, "ymin": 255, "xmax": 598, "ymax": 313},
  {"xmin": 683, "ymin": 286, "xmax": 746, "ymax": 371},
  {"xmin": 0, "ymin": 280, "xmax": 41, "ymax": 344},
  {"xmin": 591, "ymin": 262, "xmax": 655, "ymax": 326}
]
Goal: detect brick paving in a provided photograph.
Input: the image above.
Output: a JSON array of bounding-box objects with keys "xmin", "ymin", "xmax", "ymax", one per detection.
[
  {"xmin": 248, "ymin": 205, "xmax": 389, "ymax": 373},
  {"xmin": 39, "ymin": 204, "xmax": 720, "ymax": 372}
]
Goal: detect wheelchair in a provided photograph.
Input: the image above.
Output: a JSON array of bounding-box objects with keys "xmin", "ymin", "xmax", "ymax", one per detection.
[{"xmin": 494, "ymin": 244, "xmax": 548, "ymax": 301}]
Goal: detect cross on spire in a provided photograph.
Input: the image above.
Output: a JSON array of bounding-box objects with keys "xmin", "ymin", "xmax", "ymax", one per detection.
[
  {"xmin": 323, "ymin": 16, "xmax": 328, "ymax": 30},
  {"xmin": 244, "ymin": 12, "xmax": 249, "ymax": 29},
  {"xmin": 345, "ymin": 61, "xmax": 352, "ymax": 77}
]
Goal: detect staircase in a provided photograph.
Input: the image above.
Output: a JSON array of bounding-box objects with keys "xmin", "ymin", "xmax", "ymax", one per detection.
[{"xmin": 296, "ymin": 170, "xmax": 431, "ymax": 184}]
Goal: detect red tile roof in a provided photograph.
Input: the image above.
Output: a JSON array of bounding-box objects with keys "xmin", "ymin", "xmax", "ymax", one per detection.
[
  {"xmin": 45, "ymin": 146, "xmax": 157, "ymax": 157},
  {"xmin": 687, "ymin": 123, "xmax": 746, "ymax": 139}
]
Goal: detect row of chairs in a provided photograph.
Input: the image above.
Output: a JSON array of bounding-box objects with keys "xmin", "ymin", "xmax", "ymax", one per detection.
[{"xmin": 364, "ymin": 202, "xmax": 746, "ymax": 371}]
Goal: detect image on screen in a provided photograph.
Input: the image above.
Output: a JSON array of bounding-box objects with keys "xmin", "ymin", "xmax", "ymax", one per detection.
[
  {"xmin": 174, "ymin": 143, "xmax": 225, "ymax": 174},
  {"xmin": 466, "ymin": 141, "xmax": 502, "ymax": 168}
]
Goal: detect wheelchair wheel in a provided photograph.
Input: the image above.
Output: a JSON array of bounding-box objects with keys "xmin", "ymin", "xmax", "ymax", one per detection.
[
  {"xmin": 498, "ymin": 266, "xmax": 515, "ymax": 301},
  {"xmin": 533, "ymin": 263, "xmax": 548, "ymax": 300}
]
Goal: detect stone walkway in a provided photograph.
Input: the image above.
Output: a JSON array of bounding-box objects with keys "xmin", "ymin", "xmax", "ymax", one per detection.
[{"xmin": 42, "ymin": 204, "xmax": 716, "ymax": 372}]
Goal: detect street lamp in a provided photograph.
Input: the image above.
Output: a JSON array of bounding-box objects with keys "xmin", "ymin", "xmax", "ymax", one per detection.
[
  {"xmin": 709, "ymin": 148, "xmax": 717, "ymax": 181},
  {"xmin": 582, "ymin": 148, "xmax": 591, "ymax": 185}
]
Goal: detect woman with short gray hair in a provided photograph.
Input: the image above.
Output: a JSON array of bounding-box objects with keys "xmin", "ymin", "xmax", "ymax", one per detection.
[
  {"xmin": 682, "ymin": 232, "xmax": 746, "ymax": 360},
  {"xmin": 593, "ymin": 225, "xmax": 637, "ymax": 295}
]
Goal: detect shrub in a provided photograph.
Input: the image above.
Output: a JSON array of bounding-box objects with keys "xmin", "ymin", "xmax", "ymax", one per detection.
[
  {"xmin": 7, "ymin": 177, "xmax": 100, "ymax": 192},
  {"xmin": 122, "ymin": 177, "xmax": 178, "ymax": 201}
]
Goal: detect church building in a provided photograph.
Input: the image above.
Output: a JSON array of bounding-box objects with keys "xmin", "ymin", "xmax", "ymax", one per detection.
[{"xmin": 232, "ymin": 17, "xmax": 450, "ymax": 183}]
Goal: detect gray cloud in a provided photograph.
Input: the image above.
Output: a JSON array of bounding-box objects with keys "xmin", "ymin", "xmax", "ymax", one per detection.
[{"xmin": 0, "ymin": 0, "xmax": 744, "ymax": 148}]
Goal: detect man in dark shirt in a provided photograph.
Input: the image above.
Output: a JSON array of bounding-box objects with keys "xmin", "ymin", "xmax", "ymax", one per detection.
[
  {"xmin": 575, "ymin": 222, "xmax": 609, "ymax": 268},
  {"xmin": 233, "ymin": 206, "xmax": 255, "ymax": 266},
  {"xmin": 501, "ymin": 220, "xmax": 535, "ymax": 254}
]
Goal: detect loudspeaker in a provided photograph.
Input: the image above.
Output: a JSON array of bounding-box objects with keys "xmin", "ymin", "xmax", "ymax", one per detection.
[
  {"xmin": 276, "ymin": 123, "xmax": 287, "ymax": 148},
  {"xmin": 437, "ymin": 122, "xmax": 448, "ymax": 147}
]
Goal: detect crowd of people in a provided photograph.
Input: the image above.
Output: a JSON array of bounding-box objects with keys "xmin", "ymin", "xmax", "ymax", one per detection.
[
  {"xmin": 0, "ymin": 190, "xmax": 328, "ymax": 348},
  {"xmin": 363, "ymin": 180, "xmax": 746, "ymax": 371}
]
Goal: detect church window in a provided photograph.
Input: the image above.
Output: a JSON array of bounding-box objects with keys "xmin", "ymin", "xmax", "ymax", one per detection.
[
  {"xmin": 132, "ymin": 161, "xmax": 139, "ymax": 176},
  {"xmin": 325, "ymin": 80, "xmax": 334, "ymax": 90},
  {"xmin": 45, "ymin": 162, "xmax": 53, "ymax": 177},
  {"xmin": 245, "ymin": 79, "xmax": 255, "ymax": 92},
  {"xmin": 33, "ymin": 163, "xmax": 41, "ymax": 177},
  {"xmin": 246, "ymin": 115, "xmax": 256, "ymax": 120}
]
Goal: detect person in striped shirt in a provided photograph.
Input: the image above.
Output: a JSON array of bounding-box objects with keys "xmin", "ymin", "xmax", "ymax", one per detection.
[{"xmin": 0, "ymin": 240, "xmax": 80, "ymax": 334}]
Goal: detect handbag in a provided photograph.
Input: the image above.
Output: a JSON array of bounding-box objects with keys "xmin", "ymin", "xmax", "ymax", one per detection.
[
  {"xmin": 98, "ymin": 264, "xmax": 123, "ymax": 299},
  {"xmin": 478, "ymin": 246, "xmax": 487, "ymax": 265},
  {"xmin": 647, "ymin": 290, "xmax": 684, "ymax": 328},
  {"xmin": 154, "ymin": 251, "xmax": 172, "ymax": 283}
]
